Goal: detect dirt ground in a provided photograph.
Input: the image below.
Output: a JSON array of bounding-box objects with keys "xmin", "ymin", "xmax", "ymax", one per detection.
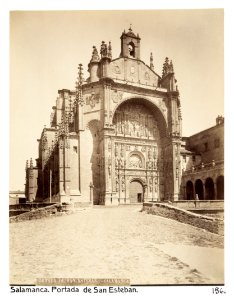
[{"xmin": 10, "ymin": 206, "xmax": 224, "ymax": 285}]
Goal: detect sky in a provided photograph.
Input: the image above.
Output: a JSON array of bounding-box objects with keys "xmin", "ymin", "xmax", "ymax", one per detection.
[{"xmin": 10, "ymin": 9, "xmax": 224, "ymax": 191}]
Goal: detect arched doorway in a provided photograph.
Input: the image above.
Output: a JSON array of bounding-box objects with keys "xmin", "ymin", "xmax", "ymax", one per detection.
[
  {"xmin": 129, "ymin": 180, "xmax": 143, "ymax": 203},
  {"xmin": 186, "ymin": 181, "xmax": 194, "ymax": 200},
  {"xmin": 205, "ymin": 177, "xmax": 215, "ymax": 200},
  {"xmin": 216, "ymin": 176, "xmax": 224, "ymax": 200},
  {"xmin": 195, "ymin": 179, "xmax": 204, "ymax": 200}
]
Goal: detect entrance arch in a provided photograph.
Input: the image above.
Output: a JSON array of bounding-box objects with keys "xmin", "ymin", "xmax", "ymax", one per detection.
[
  {"xmin": 205, "ymin": 177, "xmax": 215, "ymax": 200},
  {"xmin": 129, "ymin": 180, "xmax": 144, "ymax": 203},
  {"xmin": 186, "ymin": 181, "xmax": 194, "ymax": 200},
  {"xmin": 111, "ymin": 97, "xmax": 168, "ymax": 203},
  {"xmin": 195, "ymin": 179, "xmax": 204, "ymax": 200},
  {"xmin": 216, "ymin": 176, "xmax": 224, "ymax": 200}
]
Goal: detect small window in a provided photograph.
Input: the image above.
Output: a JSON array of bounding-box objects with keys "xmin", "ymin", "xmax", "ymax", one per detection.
[
  {"xmin": 204, "ymin": 142, "xmax": 208, "ymax": 151},
  {"xmin": 214, "ymin": 138, "xmax": 220, "ymax": 148},
  {"xmin": 128, "ymin": 42, "xmax": 135, "ymax": 58},
  {"xmin": 73, "ymin": 146, "xmax": 77, "ymax": 153}
]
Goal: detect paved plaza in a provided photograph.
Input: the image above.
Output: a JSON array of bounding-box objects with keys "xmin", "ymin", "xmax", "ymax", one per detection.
[{"xmin": 10, "ymin": 206, "xmax": 224, "ymax": 285}]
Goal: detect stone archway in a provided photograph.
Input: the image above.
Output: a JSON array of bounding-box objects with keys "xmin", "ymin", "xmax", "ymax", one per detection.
[
  {"xmin": 195, "ymin": 179, "xmax": 204, "ymax": 200},
  {"xmin": 205, "ymin": 177, "xmax": 215, "ymax": 200},
  {"xmin": 216, "ymin": 175, "xmax": 224, "ymax": 200},
  {"xmin": 186, "ymin": 181, "xmax": 194, "ymax": 200},
  {"xmin": 129, "ymin": 180, "xmax": 144, "ymax": 203}
]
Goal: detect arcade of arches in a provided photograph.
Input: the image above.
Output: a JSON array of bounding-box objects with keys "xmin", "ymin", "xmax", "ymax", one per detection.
[{"xmin": 185, "ymin": 176, "xmax": 224, "ymax": 200}]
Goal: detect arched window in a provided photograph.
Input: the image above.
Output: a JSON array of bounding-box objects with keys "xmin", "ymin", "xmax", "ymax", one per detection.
[
  {"xmin": 195, "ymin": 179, "xmax": 204, "ymax": 200},
  {"xmin": 205, "ymin": 177, "xmax": 215, "ymax": 200},
  {"xmin": 216, "ymin": 176, "xmax": 224, "ymax": 200},
  {"xmin": 128, "ymin": 42, "xmax": 135, "ymax": 58},
  {"xmin": 186, "ymin": 181, "xmax": 194, "ymax": 200}
]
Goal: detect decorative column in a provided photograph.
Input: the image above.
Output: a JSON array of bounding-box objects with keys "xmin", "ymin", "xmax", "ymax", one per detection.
[
  {"xmin": 28, "ymin": 158, "xmax": 34, "ymax": 202},
  {"xmin": 58, "ymin": 114, "xmax": 71, "ymax": 203}
]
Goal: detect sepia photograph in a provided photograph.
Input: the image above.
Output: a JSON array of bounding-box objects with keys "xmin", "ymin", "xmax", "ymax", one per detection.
[{"xmin": 9, "ymin": 8, "xmax": 225, "ymax": 290}]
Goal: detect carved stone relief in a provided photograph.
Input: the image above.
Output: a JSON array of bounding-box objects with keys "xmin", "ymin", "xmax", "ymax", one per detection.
[
  {"xmin": 113, "ymin": 102, "xmax": 160, "ymax": 139},
  {"xmin": 112, "ymin": 90, "xmax": 123, "ymax": 103},
  {"xmin": 85, "ymin": 93, "xmax": 100, "ymax": 108},
  {"xmin": 129, "ymin": 154, "xmax": 143, "ymax": 169}
]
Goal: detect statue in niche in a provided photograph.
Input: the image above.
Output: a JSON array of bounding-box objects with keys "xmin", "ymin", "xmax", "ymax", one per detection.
[
  {"xmin": 120, "ymin": 158, "xmax": 125, "ymax": 168},
  {"xmin": 108, "ymin": 156, "xmax": 111, "ymax": 175},
  {"xmin": 154, "ymin": 178, "xmax": 158, "ymax": 192},
  {"xmin": 139, "ymin": 160, "xmax": 142, "ymax": 168},
  {"xmin": 120, "ymin": 145, "xmax": 124, "ymax": 157},
  {"xmin": 148, "ymin": 160, "xmax": 153, "ymax": 169},
  {"xmin": 116, "ymin": 178, "xmax": 119, "ymax": 192},
  {"xmin": 121, "ymin": 177, "xmax": 125, "ymax": 192},
  {"xmin": 148, "ymin": 148, "xmax": 152, "ymax": 159},
  {"xmin": 115, "ymin": 145, "xmax": 118, "ymax": 156},
  {"xmin": 124, "ymin": 119, "xmax": 128, "ymax": 135},
  {"xmin": 115, "ymin": 158, "xmax": 119, "ymax": 168},
  {"xmin": 145, "ymin": 123, "xmax": 148, "ymax": 137},
  {"xmin": 129, "ymin": 121, "xmax": 133, "ymax": 135},
  {"xmin": 121, "ymin": 121, "xmax": 124, "ymax": 134},
  {"xmin": 132, "ymin": 121, "xmax": 136, "ymax": 136},
  {"xmin": 149, "ymin": 178, "xmax": 153, "ymax": 192}
]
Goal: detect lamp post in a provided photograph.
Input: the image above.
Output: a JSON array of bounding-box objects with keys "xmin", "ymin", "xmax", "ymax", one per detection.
[{"xmin": 89, "ymin": 182, "xmax": 94, "ymax": 205}]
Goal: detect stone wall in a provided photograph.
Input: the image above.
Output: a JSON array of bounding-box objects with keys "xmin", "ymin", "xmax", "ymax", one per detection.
[
  {"xmin": 142, "ymin": 203, "xmax": 223, "ymax": 235},
  {"xmin": 186, "ymin": 122, "xmax": 224, "ymax": 163},
  {"xmin": 9, "ymin": 204, "xmax": 72, "ymax": 223}
]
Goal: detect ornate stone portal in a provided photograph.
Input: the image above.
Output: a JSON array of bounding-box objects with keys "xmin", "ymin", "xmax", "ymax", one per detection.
[{"xmin": 101, "ymin": 100, "xmax": 164, "ymax": 205}]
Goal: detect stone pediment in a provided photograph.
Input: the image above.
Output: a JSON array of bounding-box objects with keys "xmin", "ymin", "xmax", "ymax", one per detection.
[{"xmin": 109, "ymin": 58, "xmax": 160, "ymax": 87}]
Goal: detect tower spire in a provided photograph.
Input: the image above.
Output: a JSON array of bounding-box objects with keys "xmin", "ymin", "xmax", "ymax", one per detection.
[
  {"xmin": 100, "ymin": 41, "xmax": 108, "ymax": 58},
  {"xmin": 108, "ymin": 41, "xmax": 112, "ymax": 59},
  {"xmin": 90, "ymin": 46, "xmax": 100, "ymax": 63},
  {"xmin": 75, "ymin": 64, "xmax": 84, "ymax": 106},
  {"xmin": 169, "ymin": 60, "xmax": 174, "ymax": 73},
  {"xmin": 150, "ymin": 52, "xmax": 154, "ymax": 71},
  {"xmin": 162, "ymin": 57, "xmax": 170, "ymax": 77}
]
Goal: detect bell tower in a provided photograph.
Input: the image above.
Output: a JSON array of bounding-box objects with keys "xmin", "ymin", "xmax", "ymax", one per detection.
[{"xmin": 120, "ymin": 25, "xmax": 141, "ymax": 59}]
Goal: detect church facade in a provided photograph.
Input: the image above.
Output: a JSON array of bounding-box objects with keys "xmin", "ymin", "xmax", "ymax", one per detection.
[{"xmin": 25, "ymin": 27, "xmax": 223, "ymax": 205}]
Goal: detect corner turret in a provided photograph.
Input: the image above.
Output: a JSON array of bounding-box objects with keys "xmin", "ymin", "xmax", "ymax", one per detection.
[{"xmin": 88, "ymin": 46, "xmax": 100, "ymax": 82}]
